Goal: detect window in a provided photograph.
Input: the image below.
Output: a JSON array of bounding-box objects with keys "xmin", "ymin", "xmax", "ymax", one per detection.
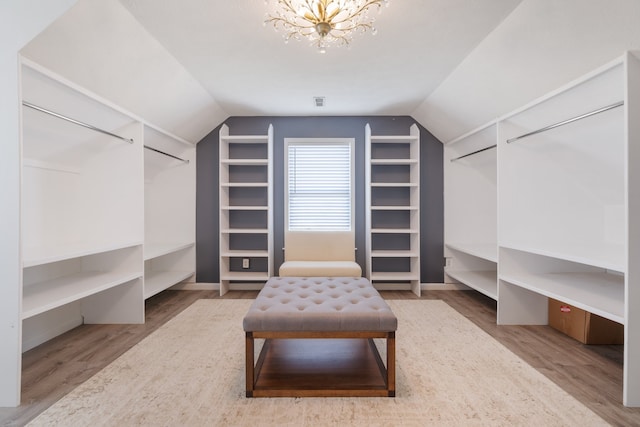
[{"xmin": 285, "ymin": 138, "xmax": 354, "ymax": 231}]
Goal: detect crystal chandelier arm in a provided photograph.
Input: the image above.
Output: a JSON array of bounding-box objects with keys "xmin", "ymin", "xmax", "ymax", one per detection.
[{"xmin": 329, "ymin": 0, "xmax": 385, "ymax": 26}]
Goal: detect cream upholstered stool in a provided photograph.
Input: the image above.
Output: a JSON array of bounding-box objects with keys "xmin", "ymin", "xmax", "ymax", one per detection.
[
  {"xmin": 278, "ymin": 231, "xmax": 362, "ymax": 277},
  {"xmin": 243, "ymin": 276, "xmax": 397, "ymax": 397}
]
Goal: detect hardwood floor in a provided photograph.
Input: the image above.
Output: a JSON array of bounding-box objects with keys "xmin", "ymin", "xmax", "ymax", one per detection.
[{"xmin": 1, "ymin": 289, "xmax": 639, "ymax": 426}]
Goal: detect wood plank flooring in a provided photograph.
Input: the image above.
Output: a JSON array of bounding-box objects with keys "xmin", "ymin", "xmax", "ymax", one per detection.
[{"xmin": 1, "ymin": 289, "xmax": 639, "ymax": 426}]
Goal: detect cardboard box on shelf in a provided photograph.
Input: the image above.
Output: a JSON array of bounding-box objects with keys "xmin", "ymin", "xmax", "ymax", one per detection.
[{"xmin": 548, "ymin": 298, "xmax": 624, "ymax": 345}]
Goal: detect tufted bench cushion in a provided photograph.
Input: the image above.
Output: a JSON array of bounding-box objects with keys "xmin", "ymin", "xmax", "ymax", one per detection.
[{"xmin": 243, "ymin": 276, "xmax": 397, "ymax": 332}]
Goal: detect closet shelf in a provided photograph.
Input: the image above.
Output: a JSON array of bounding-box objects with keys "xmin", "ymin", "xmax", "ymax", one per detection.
[
  {"xmin": 144, "ymin": 270, "xmax": 194, "ymax": 299},
  {"xmin": 371, "ymin": 228, "xmax": 419, "ymax": 234},
  {"xmin": 371, "ymin": 182, "xmax": 418, "ymax": 188},
  {"xmin": 23, "ymin": 241, "xmax": 143, "ymax": 268},
  {"xmin": 446, "ymin": 269, "xmax": 497, "ymax": 300},
  {"xmin": 144, "ymin": 242, "xmax": 194, "ymax": 261},
  {"xmin": 220, "ymin": 205, "xmax": 269, "ymax": 211},
  {"xmin": 221, "ymin": 159, "xmax": 268, "ymax": 165},
  {"xmin": 499, "ymin": 243, "xmax": 624, "ymax": 273},
  {"xmin": 221, "ymin": 250, "xmax": 269, "ymax": 257},
  {"xmin": 446, "ymin": 243, "xmax": 498, "ymax": 263},
  {"xmin": 370, "ymin": 272, "xmax": 419, "ymax": 281},
  {"xmin": 221, "ymin": 272, "xmax": 269, "ymax": 281},
  {"xmin": 370, "ymin": 159, "xmax": 418, "ymax": 165},
  {"xmin": 370, "ymin": 135, "xmax": 418, "ymax": 142},
  {"xmin": 371, "ymin": 250, "xmax": 419, "ymax": 257},
  {"xmin": 370, "ymin": 206, "xmax": 418, "ymax": 211},
  {"xmin": 499, "ymin": 271, "xmax": 624, "ymax": 324},
  {"xmin": 22, "ymin": 270, "xmax": 142, "ymax": 320},
  {"xmin": 220, "ymin": 182, "xmax": 268, "ymax": 188},
  {"xmin": 220, "ymin": 228, "xmax": 269, "ymax": 234}
]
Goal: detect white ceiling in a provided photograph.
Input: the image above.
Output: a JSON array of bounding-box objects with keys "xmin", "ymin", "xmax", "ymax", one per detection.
[{"xmin": 119, "ymin": 0, "xmax": 523, "ymax": 117}]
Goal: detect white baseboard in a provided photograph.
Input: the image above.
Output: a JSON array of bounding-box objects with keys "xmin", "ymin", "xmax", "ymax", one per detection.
[
  {"xmin": 170, "ymin": 282, "xmax": 219, "ymax": 291},
  {"xmin": 22, "ymin": 316, "xmax": 82, "ymax": 352},
  {"xmin": 421, "ymin": 282, "xmax": 471, "ymax": 291}
]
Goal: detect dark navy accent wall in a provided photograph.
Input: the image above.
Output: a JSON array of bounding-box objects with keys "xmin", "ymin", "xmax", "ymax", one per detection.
[{"xmin": 196, "ymin": 116, "xmax": 444, "ymax": 283}]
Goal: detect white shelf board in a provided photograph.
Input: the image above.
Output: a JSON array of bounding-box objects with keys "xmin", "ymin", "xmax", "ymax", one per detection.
[
  {"xmin": 446, "ymin": 243, "xmax": 498, "ymax": 263},
  {"xmin": 371, "ymin": 182, "xmax": 418, "ymax": 187},
  {"xmin": 221, "ymin": 250, "xmax": 269, "ymax": 257},
  {"xmin": 220, "ymin": 182, "xmax": 268, "ymax": 188},
  {"xmin": 23, "ymin": 241, "xmax": 143, "ymax": 268},
  {"xmin": 220, "ymin": 228, "xmax": 269, "ymax": 234},
  {"xmin": 371, "ymin": 272, "xmax": 420, "ymax": 281},
  {"xmin": 371, "ymin": 250, "xmax": 419, "ymax": 257},
  {"xmin": 370, "ymin": 135, "xmax": 418, "ymax": 142},
  {"xmin": 221, "ymin": 159, "xmax": 268, "ymax": 165},
  {"xmin": 221, "ymin": 135, "xmax": 268, "ymax": 142},
  {"xmin": 220, "ymin": 205, "xmax": 268, "ymax": 211},
  {"xmin": 446, "ymin": 269, "xmax": 497, "ymax": 300},
  {"xmin": 144, "ymin": 270, "xmax": 194, "ymax": 299},
  {"xmin": 499, "ymin": 243, "xmax": 625, "ymax": 273},
  {"xmin": 221, "ymin": 272, "xmax": 269, "ymax": 281},
  {"xmin": 144, "ymin": 242, "xmax": 194, "ymax": 261},
  {"xmin": 370, "ymin": 159, "xmax": 418, "ymax": 165},
  {"xmin": 372, "ymin": 228, "xmax": 419, "ymax": 234},
  {"xmin": 22, "ymin": 270, "xmax": 142, "ymax": 319},
  {"xmin": 371, "ymin": 206, "xmax": 418, "ymax": 211},
  {"xmin": 499, "ymin": 271, "xmax": 624, "ymax": 324}
]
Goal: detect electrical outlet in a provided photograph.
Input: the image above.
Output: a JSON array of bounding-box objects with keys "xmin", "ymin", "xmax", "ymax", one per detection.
[{"xmin": 242, "ymin": 258, "xmax": 250, "ymax": 269}]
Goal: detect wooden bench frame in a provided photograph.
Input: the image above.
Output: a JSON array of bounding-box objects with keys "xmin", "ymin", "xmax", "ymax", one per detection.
[{"xmin": 245, "ymin": 330, "xmax": 396, "ymax": 398}]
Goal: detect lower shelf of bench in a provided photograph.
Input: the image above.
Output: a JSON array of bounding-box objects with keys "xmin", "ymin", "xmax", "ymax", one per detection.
[{"xmin": 246, "ymin": 334, "xmax": 395, "ymax": 398}]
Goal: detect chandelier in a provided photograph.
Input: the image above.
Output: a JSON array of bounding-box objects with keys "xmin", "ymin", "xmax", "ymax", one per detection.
[{"xmin": 266, "ymin": 0, "xmax": 390, "ymax": 53}]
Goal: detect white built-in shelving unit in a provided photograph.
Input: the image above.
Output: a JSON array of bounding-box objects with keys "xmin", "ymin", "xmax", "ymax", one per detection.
[
  {"xmin": 444, "ymin": 122, "xmax": 498, "ymax": 299},
  {"xmin": 444, "ymin": 51, "xmax": 639, "ymax": 406},
  {"xmin": 365, "ymin": 124, "xmax": 421, "ymax": 296},
  {"xmin": 143, "ymin": 126, "xmax": 196, "ymax": 299},
  {"xmin": 219, "ymin": 124, "xmax": 273, "ymax": 296},
  {"xmin": 8, "ymin": 57, "xmax": 198, "ymax": 405},
  {"xmin": 20, "ymin": 58, "xmax": 146, "ymax": 355},
  {"xmin": 496, "ymin": 52, "xmax": 640, "ymax": 406}
]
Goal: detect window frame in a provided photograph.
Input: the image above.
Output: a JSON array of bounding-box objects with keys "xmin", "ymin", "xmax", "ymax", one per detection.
[{"xmin": 284, "ymin": 137, "xmax": 355, "ymax": 232}]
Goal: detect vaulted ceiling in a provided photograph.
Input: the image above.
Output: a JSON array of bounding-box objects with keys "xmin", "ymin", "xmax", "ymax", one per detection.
[{"xmin": 118, "ymin": 0, "xmax": 522, "ymax": 117}]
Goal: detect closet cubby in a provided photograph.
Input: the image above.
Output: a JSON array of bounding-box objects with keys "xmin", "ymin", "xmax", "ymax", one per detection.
[
  {"xmin": 444, "ymin": 122, "xmax": 497, "ymax": 298},
  {"xmin": 219, "ymin": 124, "xmax": 273, "ymax": 295},
  {"xmin": 22, "ymin": 244, "xmax": 143, "ymax": 321},
  {"xmin": 365, "ymin": 124, "xmax": 420, "ymax": 295},
  {"xmin": 143, "ymin": 125, "xmax": 196, "ymax": 298}
]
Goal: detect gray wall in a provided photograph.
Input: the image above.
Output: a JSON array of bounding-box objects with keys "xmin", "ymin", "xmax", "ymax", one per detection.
[{"xmin": 196, "ymin": 116, "xmax": 444, "ymax": 283}]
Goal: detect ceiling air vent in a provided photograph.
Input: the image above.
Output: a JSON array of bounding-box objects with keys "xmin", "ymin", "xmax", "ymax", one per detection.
[{"xmin": 314, "ymin": 96, "xmax": 325, "ymax": 108}]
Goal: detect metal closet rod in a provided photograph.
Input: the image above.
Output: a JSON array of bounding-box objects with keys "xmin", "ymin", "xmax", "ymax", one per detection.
[
  {"xmin": 507, "ymin": 101, "xmax": 624, "ymax": 144},
  {"xmin": 22, "ymin": 101, "xmax": 135, "ymax": 144},
  {"xmin": 144, "ymin": 145, "xmax": 189, "ymax": 163},
  {"xmin": 450, "ymin": 144, "xmax": 497, "ymax": 162}
]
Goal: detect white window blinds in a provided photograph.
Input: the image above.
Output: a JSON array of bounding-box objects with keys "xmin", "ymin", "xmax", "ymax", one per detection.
[{"xmin": 286, "ymin": 140, "xmax": 353, "ymax": 231}]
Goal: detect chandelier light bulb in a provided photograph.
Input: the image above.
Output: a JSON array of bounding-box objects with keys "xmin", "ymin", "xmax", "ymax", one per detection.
[{"xmin": 266, "ymin": 0, "xmax": 390, "ymax": 52}]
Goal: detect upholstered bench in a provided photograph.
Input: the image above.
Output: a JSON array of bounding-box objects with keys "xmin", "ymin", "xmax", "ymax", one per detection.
[
  {"xmin": 278, "ymin": 231, "xmax": 362, "ymax": 277},
  {"xmin": 243, "ymin": 276, "xmax": 397, "ymax": 397}
]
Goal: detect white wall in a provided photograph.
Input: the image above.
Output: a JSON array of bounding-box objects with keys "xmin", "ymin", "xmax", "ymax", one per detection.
[
  {"xmin": 20, "ymin": 0, "xmax": 227, "ymax": 143},
  {"xmin": 413, "ymin": 0, "xmax": 640, "ymax": 142},
  {"xmin": 0, "ymin": 0, "xmax": 77, "ymax": 407}
]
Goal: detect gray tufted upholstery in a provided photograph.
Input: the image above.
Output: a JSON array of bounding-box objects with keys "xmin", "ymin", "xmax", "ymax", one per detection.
[{"xmin": 243, "ymin": 277, "xmax": 397, "ymax": 332}]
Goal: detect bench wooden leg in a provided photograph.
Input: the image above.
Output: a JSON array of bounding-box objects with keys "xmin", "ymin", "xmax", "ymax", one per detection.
[
  {"xmin": 246, "ymin": 332, "xmax": 254, "ymax": 397},
  {"xmin": 387, "ymin": 331, "xmax": 395, "ymax": 397}
]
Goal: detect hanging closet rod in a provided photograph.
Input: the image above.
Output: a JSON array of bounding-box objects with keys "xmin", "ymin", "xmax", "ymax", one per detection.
[
  {"xmin": 144, "ymin": 145, "xmax": 189, "ymax": 163},
  {"xmin": 506, "ymin": 101, "xmax": 624, "ymax": 144},
  {"xmin": 450, "ymin": 144, "xmax": 497, "ymax": 162},
  {"xmin": 22, "ymin": 101, "xmax": 135, "ymax": 144}
]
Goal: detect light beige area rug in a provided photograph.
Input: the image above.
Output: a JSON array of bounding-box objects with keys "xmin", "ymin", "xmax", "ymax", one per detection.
[{"xmin": 28, "ymin": 299, "xmax": 607, "ymax": 426}]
